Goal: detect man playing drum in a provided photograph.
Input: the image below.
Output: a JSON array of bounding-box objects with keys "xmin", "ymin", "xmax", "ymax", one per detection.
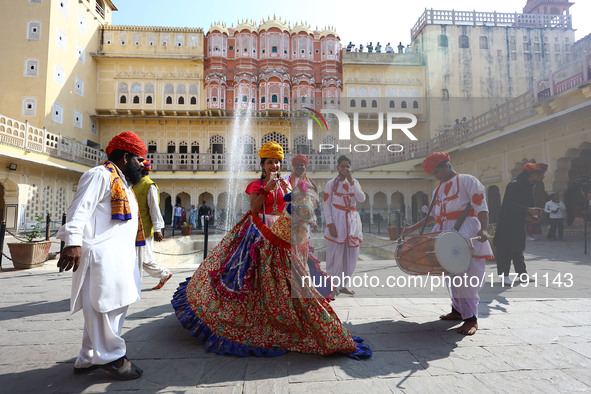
[{"xmin": 403, "ymin": 152, "xmax": 493, "ymax": 335}]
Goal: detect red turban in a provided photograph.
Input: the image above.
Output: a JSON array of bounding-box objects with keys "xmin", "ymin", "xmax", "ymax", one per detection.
[
  {"xmin": 105, "ymin": 132, "xmax": 147, "ymax": 157},
  {"xmin": 423, "ymin": 152, "xmax": 450, "ymax": 174},
  {"xmin": 143, "ymin": 160, "xmax": 152, "ymax": 171},
  {"xmin": 523, "ymin": 162, "xmax": 548, "ymax": 173},
  {"xmin": 292, "ymin": 154, "xmax": 309, "ymax": 166}
]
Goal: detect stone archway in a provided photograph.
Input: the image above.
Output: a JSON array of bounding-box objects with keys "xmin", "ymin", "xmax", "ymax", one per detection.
[
  {"xmin": 550, "ymin": 142, "xmax": 591, "ymax": 224},
  {"xmin": 159, "ymin": 192, "xmax": 172, "ymax": 225},
  {"xmin": 411, "ymin": 191, "xmax": 428, "ymax": 223},
  {"xmin": 487, "ymin": 185, "xmax": 501, "ymax": 224},
  {"xmin": 373, "ymin": 191, "xmax": 387, "ymax": 222},
  {"xmin": 1, "ymin": 179, "xmax": 19, "ymax": 229}
]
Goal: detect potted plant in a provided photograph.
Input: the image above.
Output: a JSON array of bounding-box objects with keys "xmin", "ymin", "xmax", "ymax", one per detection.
[
  {"xmin": 7, "ymin": 215, "xmax": 52, "ymax": 269},
  {"xmin": 386, "ymin": 211, "xmax": 402, "ymax": 240},
  {"xmin": 181, "ymin": 221, "xmax": 192, "ymax": 235}
]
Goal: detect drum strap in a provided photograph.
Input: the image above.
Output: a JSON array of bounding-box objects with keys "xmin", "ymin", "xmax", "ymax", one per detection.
[
  {"xmin": 453, "ymin": 204, "xmax": 474, "ymax": 232},
  {"xmin": 420, "ymin": 184, "xmax": 441, "ymax": 235}
]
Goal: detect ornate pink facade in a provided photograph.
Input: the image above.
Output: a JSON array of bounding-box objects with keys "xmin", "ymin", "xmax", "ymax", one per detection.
[{"xmin": 204, "ymin": 19, "xmax": 342, "ymax": 111}]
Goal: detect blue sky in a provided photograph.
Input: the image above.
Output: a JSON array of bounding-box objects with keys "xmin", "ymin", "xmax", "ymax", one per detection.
[{"xmin": 111, "ymin": 0, "xmax": 591, "ymax": 46}]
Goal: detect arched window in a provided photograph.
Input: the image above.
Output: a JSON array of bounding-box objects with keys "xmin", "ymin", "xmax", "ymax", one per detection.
[
  {"xmin": 361, "ymin": 99, "xmax": 367, "ymax": 107},
  {"xmin": 350, "ymin": 99, "xmax": 356, "ymax": 107},
  {"xmin": 479, "ymin": 36, "xmax": 488, "ymax": 49},
  {"xmin": 371, "ymin": 100, "xmax": 377, "ymax": 108},
  {"xmin": 389, "ymin": 100, "xmax": 395, "ymax": 108},
  {"xmin": 146, "ymin": 96, "xmax": 153, "ymax": 104},
  {"xmin": 261, "ymin": 96, "xmax": 266, "ymax": 103},
  {"xmin": 133, "ymin": 96, "xmax": 140, "ymax": 104},
  {"xmin": 271, "ymin": 95, "xmax": 278, "ymax": 103},
  {"xmin": 261, "ymin": 132, "xmax": 288, "ymax": 153},
  {"xmin": 459, "ymin": 35, "xmax": 469, "ymax": 49},
  {"xmin": 166, "ymin": 96, "xmax": 172, "ymax": 104},
  {"xmin": 401, "ymin": 101, "xmax": 407, "ymax": 108},
  {"xmin": 413, "ymin": 100, "xmax": 419, "ymax": 109},
  {"xmin": 283, "ymin": 97, "xmax": 288, "ymax": 104},
  {"xmin": 441, "ymin": 89, "xmax": 449, "ymax": 101},
  {"xmin": 242, "ymin": 95, "xmax": 247, "ymax": 102},
  {"xmin": 178, "ymin": 96, "xmax": 185, "ymax": 105},
  {"xmin": 190, "ymin": 97, "xmax": 197, "ymax": 105},
  {"xmin": 120, "ymin": 95, "xmax": 127, "ymax": 103}
]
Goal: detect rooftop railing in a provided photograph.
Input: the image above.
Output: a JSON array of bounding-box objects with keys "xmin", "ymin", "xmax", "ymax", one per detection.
[{"xmin": 411, "ymin": 9, "xmax": 572, "ymax": 40}]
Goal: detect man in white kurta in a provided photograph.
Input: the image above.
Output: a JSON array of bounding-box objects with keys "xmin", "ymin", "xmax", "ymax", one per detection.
[
  {"xmin": 404, "ymin": 152, "xmax": 493, "ymax": 335},
  {"xmin": 323, "ymin": 156, "xmax": 366, "ymax": 295},
  {"xmin": 57, "ymin": 132, "xmax": 146, "ymax": 379},
  {"xmin": 134, "ymin": 162, "xmax": 172, "ymax": 290}
]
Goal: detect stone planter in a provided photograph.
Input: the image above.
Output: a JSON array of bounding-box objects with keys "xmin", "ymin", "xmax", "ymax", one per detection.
[
  {"xmin": 181, "ymin": 225, "xmax": 192, "ymax": 236},
  {"xmin": 387, "ymin": 227, "xmax": 399, "ymax": 241},
  {"xmin": 7, "ymin": 241, "xmax": 52, "ymax": 269}
]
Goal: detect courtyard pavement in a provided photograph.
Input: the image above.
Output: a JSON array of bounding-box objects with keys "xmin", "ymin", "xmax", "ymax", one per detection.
[{"xmin": 0, "ymin": 230, "xmax": 590, "ymax": 393}]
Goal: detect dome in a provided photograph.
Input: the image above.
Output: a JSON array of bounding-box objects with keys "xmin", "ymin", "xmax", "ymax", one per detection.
[
  {"xmin": 319, "ymin": 26, "xmax": 339, "ymax": 39},
  {"xmin": 207, "ymin": 22, "xmax": 229, "ymax": 36},
  {"xmin": 234, "ymin": 19, "xmax": 258, "ymax": 34},
  {"xmin": 291, "ymin": 22, "xmax": 313, "ymax": 36},
  {"xmin": 259, "ymin": 16, "xmax": 290, "ymax": 33}
]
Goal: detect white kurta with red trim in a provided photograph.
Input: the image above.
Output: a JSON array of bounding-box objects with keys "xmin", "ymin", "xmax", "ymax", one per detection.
[
  {"xmin": 323, "ymin": 176, "xmax": 365, "ymax": 289},
  {"xmin": 429, "ymin": 173, "xmax": 493, "ymax": 319}
]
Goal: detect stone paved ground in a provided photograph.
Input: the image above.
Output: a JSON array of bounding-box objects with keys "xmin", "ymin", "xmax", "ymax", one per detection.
[{"xmin": 0, "ymin": 233, "xmax": 590, "ymax": 393}]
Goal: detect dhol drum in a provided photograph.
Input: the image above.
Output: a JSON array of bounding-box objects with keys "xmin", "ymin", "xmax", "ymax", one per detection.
[{"xmin": 395, "ymin": 231, "xmax": 472, "ymax": 275}]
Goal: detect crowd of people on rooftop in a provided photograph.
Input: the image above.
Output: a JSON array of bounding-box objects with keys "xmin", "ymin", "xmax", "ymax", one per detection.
[{"xmin": 346, "ymin": 41, "xmax": 411, "ymax": 53}]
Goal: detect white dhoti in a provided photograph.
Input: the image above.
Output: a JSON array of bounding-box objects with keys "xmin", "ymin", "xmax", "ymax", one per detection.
[
  {"xmin": 75, "ymin": 269, "xmax": 128, "ymax": 368},
  {"xmin": 138, "ymin": 236, "xmax": 170, "ymax": 281},
  {"xmin": 325, "ymin": 242, "xmax": 360, "ymax": 291},
  {"xmin": 447, "ymin": 257, "xmax": 486, "ymax": 319}
]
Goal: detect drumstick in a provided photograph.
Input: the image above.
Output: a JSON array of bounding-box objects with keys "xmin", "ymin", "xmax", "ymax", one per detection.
[{"xmin": 468, "ymin": 236, "xmax": 480, "ymax": 248}]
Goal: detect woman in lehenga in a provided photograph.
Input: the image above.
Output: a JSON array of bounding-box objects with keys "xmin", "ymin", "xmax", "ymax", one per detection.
[{"xmin": 172, "ymin": 142, "xmax": 371, "ymax": 358}]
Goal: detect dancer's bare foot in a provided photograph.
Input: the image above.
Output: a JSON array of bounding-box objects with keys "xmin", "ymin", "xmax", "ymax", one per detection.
[
  {"xmin": 339, "ymin": 287, "xmax": 356, "ymax": 295},
  {"xmin": 457, "ymin": 321, "xmax": 478, "ymax": 335},
  {"xmin": 439, "ymin": 312, "xmax": 462, "ymax": 321}
]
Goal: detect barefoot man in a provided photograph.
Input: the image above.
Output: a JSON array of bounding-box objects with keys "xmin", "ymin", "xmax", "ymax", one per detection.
[{"xmin": 403, "ymin": 152, "xmax": 493, "ymax": 335}]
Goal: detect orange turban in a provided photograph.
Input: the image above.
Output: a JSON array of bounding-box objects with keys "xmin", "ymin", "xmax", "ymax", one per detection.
[
  {"xmin": 423, "ymin": 152, "xmax": 450, "ymax": 174},
  {"xmin": 105, "ymin": 131, "xmax": 147, "ymax": 157},
  {"xmin": 292, "ymin": 154, "xmax": 309, "ymax": 166},
  {"xmin": 523, "ymin": 162, "xmax": 548, "ymax": 173},
  {"xmin": 258, "ymin": 141, "xmax": 284, "ymax": 160}
]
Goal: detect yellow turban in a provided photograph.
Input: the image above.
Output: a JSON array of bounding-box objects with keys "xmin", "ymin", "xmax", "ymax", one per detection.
[{"xmin": 258, "ymin": 141, "xmax": 284, "ymax": 161}]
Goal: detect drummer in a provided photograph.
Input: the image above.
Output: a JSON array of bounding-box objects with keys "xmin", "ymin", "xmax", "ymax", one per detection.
[{"xmin": 402, "ymin": 152, "xmax": 494, "ymax": 335}]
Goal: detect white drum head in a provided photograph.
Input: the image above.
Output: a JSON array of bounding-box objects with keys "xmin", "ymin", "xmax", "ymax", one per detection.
[{"xmin": 434, "ymin": 231, "xmax": 472, "ymax": 274}]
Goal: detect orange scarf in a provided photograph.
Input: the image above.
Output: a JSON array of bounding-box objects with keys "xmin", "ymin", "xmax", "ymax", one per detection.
[{"xmin": 103, "ymin": 160, "xmax": 145, "ymax": 246}]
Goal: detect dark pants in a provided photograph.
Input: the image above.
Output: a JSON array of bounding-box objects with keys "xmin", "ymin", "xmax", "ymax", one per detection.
[
  {"xmin": 547, "ymin": 218, "xmax": 564, "ymax": 240},
  {"xmin": 495, "ymin": 247, "xmax": 527, "ymax": 276},
  {"xmin": 173, "ymin": 216, "xmax": 182, "ymax": 230}
]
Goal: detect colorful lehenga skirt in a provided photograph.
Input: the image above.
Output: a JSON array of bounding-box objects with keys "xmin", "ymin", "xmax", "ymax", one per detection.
[{"xmin": 172, "ymin": 211, "xmax": 371, "ymax": 358}]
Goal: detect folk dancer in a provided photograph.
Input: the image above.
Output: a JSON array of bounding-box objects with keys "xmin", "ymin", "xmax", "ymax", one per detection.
[
  {"xmin": 403, "ymin": 152, "xmax": 493, "ymax": 335},
  {"xmin": 57, "ymin": 132, "xmax": 147, "ymax": 380},
  {"xmin": 323, "ymin": 156, "xmax": 366, "ymax": 296}
]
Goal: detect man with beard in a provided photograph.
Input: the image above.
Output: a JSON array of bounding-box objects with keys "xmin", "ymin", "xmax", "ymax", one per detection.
[
  {"xmin": 283, "ymin": 154, "xmax": 319, "ymax": 194},
  {"xmin": 57, "ymin": 132, "xmax": 147, "ymax": 380}
]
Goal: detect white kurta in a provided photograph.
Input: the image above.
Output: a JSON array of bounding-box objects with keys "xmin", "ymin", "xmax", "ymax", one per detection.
[
  {"xmin": 323, "ymin": 176, "xmax": 365, "ymax": 246},
  {"xmin": 323, "ymin": 176, "xmax": 366, "ymax": 290},
  {"xmin": 138, "ymin": 184, "xmax": 170, "ymax": 280},
  {"xmin": 429, "ymin": 174, "xmax": 493, "ymax": 319},
  {"xmin": 57, "ymin": 165, "xmax": 142, "ymax": 314}
]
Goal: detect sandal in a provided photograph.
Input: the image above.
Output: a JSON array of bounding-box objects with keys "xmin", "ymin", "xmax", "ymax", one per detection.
[
  {"xmin": 73, "ymin": 364, "xmax": 98, "ymax": 374},
  {"xmin": 100, "ymin": 356, "xmax": 143, "ymax": 380}
]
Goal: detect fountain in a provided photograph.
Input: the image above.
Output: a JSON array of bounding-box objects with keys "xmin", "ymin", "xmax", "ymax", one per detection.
[{"xmin": 223, "ymin": 107, "xmax": 253, "ymax": 230}]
